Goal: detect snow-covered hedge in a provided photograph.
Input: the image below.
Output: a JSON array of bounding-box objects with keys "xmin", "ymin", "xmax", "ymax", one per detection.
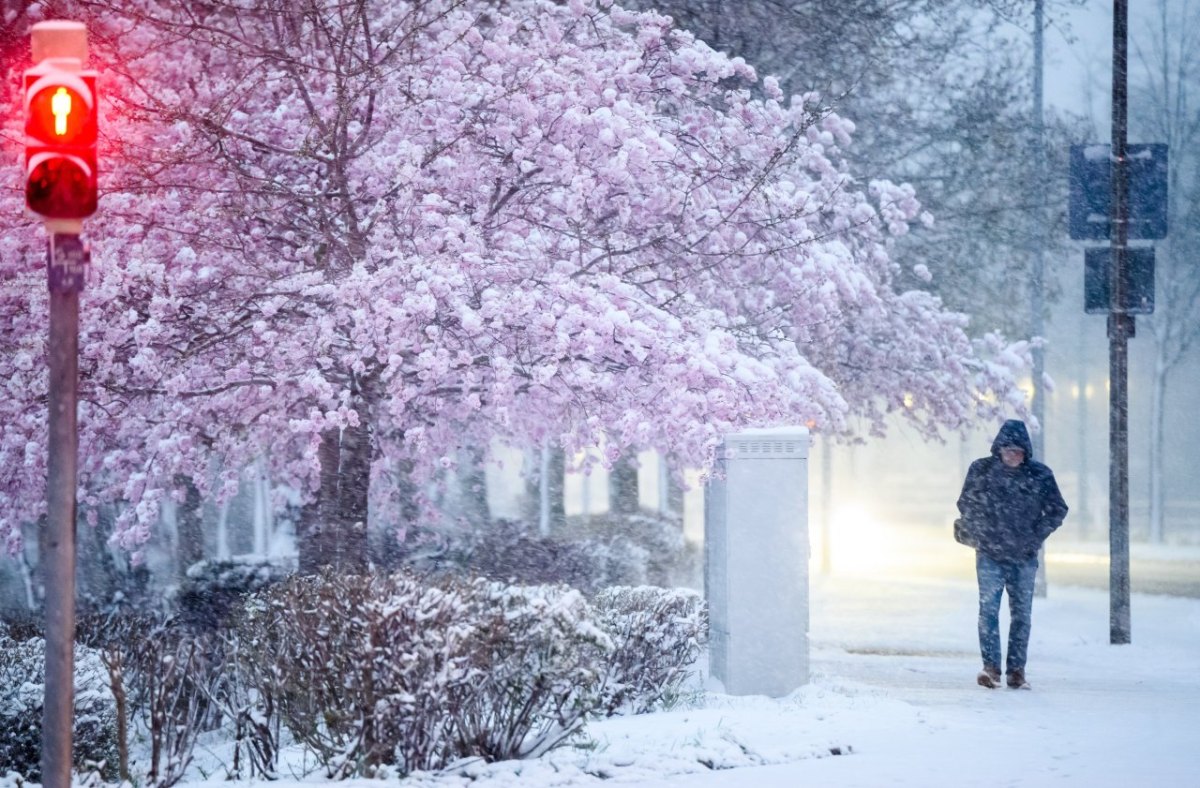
[
  {"xmin": 594, "ymin": 586, "xmax": 708, "ymax": 714},
  {"xmin": 236, "ymin": 571, "xmax": 476, "ymax": 777},
  {"xmin": 174, "ymin": 557, "xmax": 290, "ymax": 631},
  {"xmin": 237, "ymin": 571, "xmax": 707, "ymax": 777},
  {"xmin": 76, "ymin": 612, "xmax": 225, "ymax": 788},
  {"xmin": 0, "ymin": 624, "xmax": 119, "ymax": 781},
  {"xmin": 449, "ymin": 582, "xmax": 613, "ymax": 763},
  {"xmin": 422, "ymin": 512, "xmax": 698, "ymax": 593}
]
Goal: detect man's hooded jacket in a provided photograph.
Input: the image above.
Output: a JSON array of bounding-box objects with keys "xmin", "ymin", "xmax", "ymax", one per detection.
[{"xmin": 956, "ymin": 420, "xmax": 1069, "ymax": 560}]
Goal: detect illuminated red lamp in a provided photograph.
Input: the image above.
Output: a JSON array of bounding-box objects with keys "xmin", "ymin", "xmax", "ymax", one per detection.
[{"xmin": 24, "ymin": 66, "xmax": 98, "ymax": 219}]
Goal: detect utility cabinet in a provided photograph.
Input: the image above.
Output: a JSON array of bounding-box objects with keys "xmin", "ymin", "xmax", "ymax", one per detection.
[{"xmin": 705, "ymin": 426, "xmax": 810, "ymax": 696}]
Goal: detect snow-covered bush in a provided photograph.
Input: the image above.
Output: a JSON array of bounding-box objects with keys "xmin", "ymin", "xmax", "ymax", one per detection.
[
  {"xmin": 237, "ymin": 570, "xmax": 708, "ymax": 776},
  {"xmin": 238, "ymin": 571, "xmax": 478, "ymax": 777},
  {"xmin": 173, "ymin": 558, "xmax": 290, "ymax": 632},
  {"xmin": 135, "ymin": 625, "xmax": 222, "ymax": 788},
  {"xmin": 430, "ymin": 512, "xmax": 698, "ymax": 594},
  {"xmin": 449, "ymin": 582, "xmax": 613, "ymax": 762},
  {"xmin": 594, "ymin": 586, "xmax": 708, "ymax": 714},
  {"xmin": 76, "ymin": 613, "xmax": 225, "ymax": 788},
  {"xmin": 561, "ymin": 512, "xmax": 699, "ymax": 590},
  {"xmin": 438, "ymin": 519, "xmax": 604, "ymax": 591},
  {"xmin": 0, "ymin": 625, "xmax": 119, "ymax": 781}
]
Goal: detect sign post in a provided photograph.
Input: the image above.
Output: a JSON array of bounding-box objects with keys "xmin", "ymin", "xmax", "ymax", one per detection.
[
  {"xmin": 1108, "ymin": 0, "xmax": 1132, "ymax": 646},
  {"xmin": 1068, "ymin": 3, "xmax": 1168, "ymax": 645}
]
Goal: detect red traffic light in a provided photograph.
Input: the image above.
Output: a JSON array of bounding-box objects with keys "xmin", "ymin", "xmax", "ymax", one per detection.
[
  {"xmin": 24, "ymin": 66, "xmax": 98, "ymax": 219},
  {"xmin": 26, "ymin": 151, "xmax": 96, "ymax": 219},
  {"xmin": 26, "ymin": 72, "xmax": 96, "ymax": 144}
]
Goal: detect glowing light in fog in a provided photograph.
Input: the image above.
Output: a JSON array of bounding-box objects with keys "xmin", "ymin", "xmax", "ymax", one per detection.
[{"xmin": 826, "ymin": 504, "xmax": 896, "ymax": 574}]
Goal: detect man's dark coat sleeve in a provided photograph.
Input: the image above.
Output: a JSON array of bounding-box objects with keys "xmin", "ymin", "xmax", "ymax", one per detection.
[
  {"xmin": 1035, "ymin": 468, "xmax": 1069, "ymax": 542},
  {"xmin": 956, "ymin": 458, "xmax": 990, "ymax": 546}
]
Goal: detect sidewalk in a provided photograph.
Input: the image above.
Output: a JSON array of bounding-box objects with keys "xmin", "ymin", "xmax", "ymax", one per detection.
[{"xmin": 609, "ymin": 574, "xmax": 1200, "ymax": 787}]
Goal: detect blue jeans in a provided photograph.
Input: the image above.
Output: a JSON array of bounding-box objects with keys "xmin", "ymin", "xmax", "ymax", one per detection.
[{"xmin": 976, "ymin": 552, "xmax": 1039, "ymax": 673}]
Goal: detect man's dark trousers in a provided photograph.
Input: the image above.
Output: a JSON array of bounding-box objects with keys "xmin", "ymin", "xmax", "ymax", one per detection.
[{"xmin": 976, "ymin": 552, "xmax": 1038, "ymax": 673}]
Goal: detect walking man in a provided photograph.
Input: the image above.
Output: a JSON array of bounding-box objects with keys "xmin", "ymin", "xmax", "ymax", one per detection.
[{"xmin": 955, "ymin": 419, "xmax": 1068, "ymax": 690}]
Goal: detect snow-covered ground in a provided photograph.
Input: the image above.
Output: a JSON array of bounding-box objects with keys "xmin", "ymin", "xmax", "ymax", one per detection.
[{"xmin": 148, "ymin": 566, "xmax": 1199, "ymax": 788}]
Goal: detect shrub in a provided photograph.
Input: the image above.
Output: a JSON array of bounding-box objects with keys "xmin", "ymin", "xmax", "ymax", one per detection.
[
  {"xmin": 76, "ymin": 613, "xmax": 225, "ymax": 788},
  {"xmin": 0, "ymin": 625, "xmax": 119, "ymax": 782},
  {"xmin": 238, "ymin": 571, "xmax": 478, "ymax": 777},
  {"xmin": 442, "ymin": 519, "xmax": 604, "ymax": 591},
  {"xmin": 564, "ymin": 512, "xmax": 697, "ymax": 589},
  {"xmin": 174, "ymin": 558, "xmax": 290, "ymax": 632},
  {"xmin": 236, "ymin": 571, "xmax": 706, "ymax": 777},
  {"xmin": 434, "ymin": 512, "xmax": 698, "ymax": 594},
  {"xmin": 449, "ymin": 582, "xmax": 613, "ymax": 761},
  {"xmin": 593, "ymin": 586, "xmax": 708, "ymax": 714}
]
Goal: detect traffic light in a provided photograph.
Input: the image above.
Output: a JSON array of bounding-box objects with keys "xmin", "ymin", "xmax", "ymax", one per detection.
[{"xmin": 24, "ymin": 61, "xmax": 98, "ymax": 219}]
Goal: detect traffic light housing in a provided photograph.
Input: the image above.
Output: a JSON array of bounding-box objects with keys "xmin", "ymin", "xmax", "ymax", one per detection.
[{"xmin": 24, "ymin": 61, "xmax": 98, "ymax": 219}]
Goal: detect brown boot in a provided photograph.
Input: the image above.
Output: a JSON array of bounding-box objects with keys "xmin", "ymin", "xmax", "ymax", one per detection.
[
  {"xmin": 977, "ymin": 665, "xmax": 1001, "ymax": 689},
  {"xmin": 1007, "ymin": 669, "xmax": 1031, "ymax": 690}
]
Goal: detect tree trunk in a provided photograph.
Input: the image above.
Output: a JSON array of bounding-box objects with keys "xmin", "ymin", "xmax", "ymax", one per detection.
[
  {"xmin": 539, "ymin": 445, "xmax": 566, "ymax": 535},
  {"xmin": 337, "ymin": 416, "xmax": 371, "ymax": 571},
  {"xmin": 216, "ymin": 498, "xmax": 231, "ymax": 559},
  {"xmin": 609, "ymin": 452, "xmax": 640, "ymax": 516},
  {"xmin": 78, "ymin": 506, "xmax": 120, "ymax": 609},
  {"xmin": 175, "ymin": 475, "xmax": 205, "ymax": 580},
  {"xmin": 251, "ymin": 464, "xmax": 270, "ymax": 557},
  {"xmin": 459, "ymin": 445, "xmax": 490, "ymax": 527},
  {"xmin": 298, "ymin": 427, "xmax": 342, "ymax": 574},
  {"xmin": 1149, "ymin": 348, "xmax": 1168, "ymax": 543},
  {"xmin": 666, "ymin": 463, "xmax": 685, "ymax": 519},
  {"xmin": 522, "ymin": 448, "xmax": 542, "ymax": 526}
]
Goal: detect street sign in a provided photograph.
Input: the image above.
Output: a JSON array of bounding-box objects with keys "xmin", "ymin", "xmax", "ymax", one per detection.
[
  {"xmin": 1084, "ymin": 246, "xmax": 1154, "ymax": 314},
  {"xmin": 1069, "ymin": 143, "xmax": 1167, "ymax": 240},
  {"xmin": 48, "ymin": 234, "xmax": 89, "ymax": 293}
]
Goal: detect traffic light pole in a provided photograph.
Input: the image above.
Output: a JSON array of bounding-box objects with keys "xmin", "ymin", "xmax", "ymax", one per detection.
[
  {"xmin": 28, "ymin": 21, "xmax": 96, "ymax": 785},
  {"xmin": 43, "ymin": 234, "xmax": 81, "ymax": 788},
  {"xmin": 1108, "ymin": 0, "xmax": 1132, "ymax": 645}
]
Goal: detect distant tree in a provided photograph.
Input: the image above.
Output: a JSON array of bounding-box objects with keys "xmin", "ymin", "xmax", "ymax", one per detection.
[
  {"xmin": 609, "ymin": 452, "xmax": 640, "ymax": 517},
  {"xmin": 621, "ymin": 0, "xmax": 1086, "ymax": 337},
  {"xmin": 1130, "ymin": 0, "xmax": 1200, "ymax": 542}
]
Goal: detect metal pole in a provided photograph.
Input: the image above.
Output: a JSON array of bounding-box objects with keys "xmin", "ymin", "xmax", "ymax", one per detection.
[
  {"xmin": 1032, "ymin": 0, "xmax": 1048, "ymax": 597},
  {"xmin": 1077, "ymin": 347, "xmax": 1091, "ymax": 539},
  {"xmin": 31, "ymin": 23, "xmax": 90, "ymax": 784},
  {"xmin": 42, "ymin": 235, "xmax": 80, "ymax": 788},
  {"xmin": 1108, "ymin": 0, "xmax": 1132, "ymax": 645},
  {"xmin": 820, "ymin": 433, "xmax": 832, "ymax": 574}
]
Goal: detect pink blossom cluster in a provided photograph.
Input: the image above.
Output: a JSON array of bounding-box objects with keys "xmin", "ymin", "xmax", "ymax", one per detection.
[{"xmin": 0, "ymin": 0, "xmax": 1031, "ymax": 552}]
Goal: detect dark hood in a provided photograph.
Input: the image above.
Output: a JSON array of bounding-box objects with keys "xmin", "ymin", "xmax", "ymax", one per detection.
[{"xmin": 990, "ymin": 419, "xmax": 1034, "ymax": 460}]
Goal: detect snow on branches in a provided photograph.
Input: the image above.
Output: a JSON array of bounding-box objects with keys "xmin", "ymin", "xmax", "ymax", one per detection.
[{"xmin": 0, "ymin": 0, "xmax": 1030, "ymax": 551}]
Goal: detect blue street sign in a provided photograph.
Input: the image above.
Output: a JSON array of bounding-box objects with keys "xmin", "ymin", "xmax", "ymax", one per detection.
[
  {"xmin": 1084, "ymin": 246, "xmax": 1154, "ymax": 315},
  {"xmin": 1069, "ymin": 143, "xmax": 1168, "ymax": 240}
]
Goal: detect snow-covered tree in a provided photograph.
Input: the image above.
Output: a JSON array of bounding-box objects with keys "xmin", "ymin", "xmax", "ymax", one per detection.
[
  {"xmin": 1130, "ymin": 0, "xmax": 1200, "ymax": 543},
  {"xmin": 622, "ymin": 0, "xmax": 1086, "ymax": 337},
  {"xmin": 0, "ymin": 0, "xmax": 1031, "ymax": 563}
]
